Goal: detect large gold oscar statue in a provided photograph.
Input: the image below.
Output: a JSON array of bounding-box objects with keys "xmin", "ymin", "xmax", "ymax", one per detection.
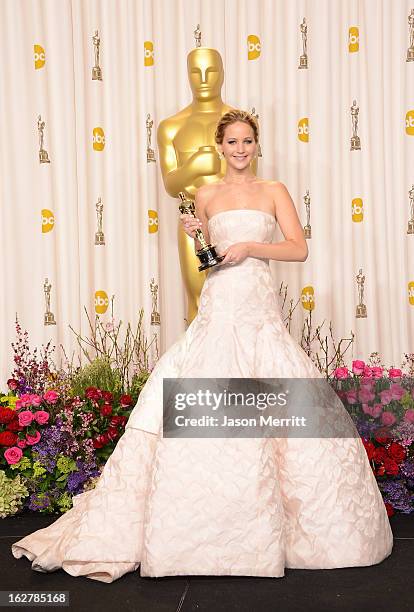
[{"xmin": 157, "ymin": 46, "xmax": 257, "ymax": 324}]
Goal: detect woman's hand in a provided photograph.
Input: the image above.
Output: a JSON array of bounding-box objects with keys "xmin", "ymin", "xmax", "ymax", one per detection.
[
  {"xmin": 220, "ymin": 242, "xmax": 251, "ymax": 266},
  {"xmin": 180, "ymin": 213, "xmax": 202, "ymax": 238}
]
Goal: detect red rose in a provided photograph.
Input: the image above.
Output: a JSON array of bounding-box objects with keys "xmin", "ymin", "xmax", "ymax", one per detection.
[
  {"xmin": 383, "ymin": 457, "xmax": 399, "ymax": 476},
  {"xmin": 384, "ymin": 502, "xmax": 394, "ymax": 517},
  {"xmin": 92, "ymin": 436, "xmax": 104, "ymax": 449},
  {"xmin": 374, "ymin": 429, "xmax": 392, "ymax": 445},
  {"xmin": 388, "ymin": 442, "xmax": 406, "ymax": 464},
  {"xmin": 120, "ymin": 394, "xmax": 132, "ymax": 407},
  {"xmin": 119, "ymin": 416, "xmax": 127, "ymax": 427},
  {"xmin": 7, "ymin": 378, "xmax": 19, "ymax": 390},
  {"xmin": 0, "ymin": 431, "xmax": 18, "ymax": 447},
  {"xmin": 373, "ymin": 447, "xmax": 388, "ymax": 463},
  {"xmin": 85, "ymin": 387, "xmax": 102, "ymax": 401},
  {"xmin": 0, "ymin": 407, "xmax": 16, "ymax": 424},
  {"xmin": 376, "ymin": 465, "xmax": 386, "ymax": 476},
  {"xmin": 6, "ymin": 418, "xmax": 24, "ymax": 432},
  {"xmin": 100, "ymin": 404, "xmax": 113, "ymax": 417},
  {"xmin": 102, "ymin": 391, "xmax": 113, "ymax": 403},
  {"xmin": 107, "ymin": 427, "xmax": 118, "ymax": 441},
  {"xmin": 362, "ymin": 439, "xmax": 376, "ymax": 460},
  {"xmin": 100, "ymin": 433, "xmax": 110, "ymax": 445}
]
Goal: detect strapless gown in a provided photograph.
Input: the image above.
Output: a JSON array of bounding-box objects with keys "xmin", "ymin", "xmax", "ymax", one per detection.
[{"xmin": 11, "ymin": 209, "xmax": 393, "ymax": 582}]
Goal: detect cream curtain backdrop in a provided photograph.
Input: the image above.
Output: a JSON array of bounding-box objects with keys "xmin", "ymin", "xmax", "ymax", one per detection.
[{"xmin": 0, "ymin": 0, "xmax": 413, "ymax": 385}]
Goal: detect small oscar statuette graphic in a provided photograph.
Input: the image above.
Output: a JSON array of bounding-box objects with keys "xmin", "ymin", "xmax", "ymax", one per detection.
[
  {"xmin": 178, "ymin": 191, "xmax": 224, "ymax": 271},
  {"xmin": 407, "ymin": 185, "xmax": 414, "ymax": 234},
  {"xmin": 150, "ymin": 278, "xmax": 160, "ymax": 325},
  {"xmin": 407, "ymin": 9, "xmax": 414, "ymax": 62},
  {"xmin": 92, "ymin": 29, "xmax": 103, "ymax": 80},
  {"xmin": 146, "ymin": 113, "xmax": 156, "ymax": 163},
  {"xmin": 298, "ymin": 18, "xmax": 308, "ymax": 69},
  {"xmin": 43, "ymin": 278, "xmax": 56, "ymax": 325},
  {"xmin": 355, "ymin": 268, "xmax": 367, "ymax": 318},
  {"xmin": 350, "ymin": 100, "xmax": 361, "ymax": 150},
  {"xmin": 194, "ymin": 23, "xmax": 202, "ymax": 48},
  {"xmin": 95, "ymin": 197, "xmax": 105, "ymax": 245},
  {"xmin": 303, "ymin": 190, "xmax": 311, "ymax": 239},
  {"xmin": 37, "ymin": 115, "xmax": 50, "ymax": 163},
  {"xmin": 250, "ymin": 107, "xmax": 262, "ymax": 157}
]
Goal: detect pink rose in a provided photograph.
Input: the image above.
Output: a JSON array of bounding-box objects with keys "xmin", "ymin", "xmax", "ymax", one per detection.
[
  {"xmin": 4, "ymin": 446, "xmax": 23, "ymax": 464},
  {"xmin": 362, "ymin": 403, "xmax": 382, "ymax": 418},
  {"xmin": 381, "ymin": 411, "xmax": 397, "ymax": 426},
  {"xmin": 403, "ymin": 409, "xmax": 414, "ymax": 423},
  {"xmin": 18, "ymin": 410, "xmax": 34, "ymax": 426},
  {"xmin": 26, "ymin": 431, "xmax": 41, "ymax": 445},
  {"xmin": 334, "ymin": 367, "xmax": 349, "ymax": 379},
  {"xmin": 43, "ymin": 390, "xmax": 60, "ymax": 404},
  {"xmin": 380, "ymin": 389, "xmax": 393, "ymax": 406},
  {"xmin": 16, "ymin": 394, "xmax": 33, "ymax": 408},
  {"xmin": 389, "ymin": 384, "xmax": 405, "ymax": 401},
  {"xmin": 29, "ymin": 394, "xmax": 42, "ymax": 407},
  {"xmin": 34, "ymin": 410, "xmax": 50, "ymax": 425},
  {"xmin": 388, "ymin": 368, "xmax": 402, "ymax": 379},
  {"xmin": 359, "ymin": 388, "xmax": 375, "ymax": 403},
  {"xmin": 371, "ymin": 367, "xmax": 384, "ymax": 379},
  {"xmin": 362, "ymin": 366, "xmax": 373, "ymax": 378},
  {"xmin": 17, "ymin": 439, "xmax": 27, "ymax": 448},
  {"xmin": 352, "ymin": 360, "xmax": 365, "ymax": 375},
  {"xmin": 345, "ymin": 389, "xmax": 358, "ymax": 404}
]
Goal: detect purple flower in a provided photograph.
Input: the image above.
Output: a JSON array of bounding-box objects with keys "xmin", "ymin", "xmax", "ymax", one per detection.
[
  {"xmin": 28, "ymin": 492, "xmax": 51, "ymax": 511},
  {"xmin": 400, "ymin": 459, "xmax": 414, "ymax": 480},
  {"xmin": 379, "ymin": 480, "xmax": 414, "ymax": 514}
]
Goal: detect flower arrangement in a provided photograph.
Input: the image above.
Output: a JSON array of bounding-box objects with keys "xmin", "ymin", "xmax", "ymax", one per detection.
[{"xmin": 331, "ymin": 355, "xmax": 414, "ymax": 516}]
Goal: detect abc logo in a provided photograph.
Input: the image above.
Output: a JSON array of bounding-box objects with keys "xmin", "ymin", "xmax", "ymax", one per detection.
[
  {"xmin": 41, "ymin": 208, "xmax": 54, "ymax": 233},
  {"xmin": 144, "ymin": 41, "xmax": 154, "ymax": 66},
  {"xmin": 408, "ymin": 281, "xmax": 414, "ymax": 305},
  {"xmin": 148, "ymin": 209, "xmax": 159, "ymax": 233},
  {"xmin": 348, "ymin": 27, "xmax": 359, "ymax": 53},
  {"xmin": 405, "ymin": 110, "xmax": 414, "ymax": 135},
  {"xmin": 352, "ymin": 198, "xmax": 363, "ymax": 222},
  {"xmin": 95, "ymin": 290, "xmax": 109, "ymax": 314},
  {"xmin": 301, "ymin": 285, "xmax": 315, "ymax": 311},
  {"xmin": 93, "ymin": 127, "xmax": 105, "ymax": 151},
  {"xmin": 298, "ymin": 118, "xmax": 309, "ymax": 142},
  {"xmin": 34, "ymin": 44, "xmax": 45, "ymax": 69},
  {"xmin": 247, "ymin": 35, "xmax": 261, "ymax": 60}
]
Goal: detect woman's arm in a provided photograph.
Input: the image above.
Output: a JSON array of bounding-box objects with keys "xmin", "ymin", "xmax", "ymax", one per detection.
[{"xmin": 247, "ymin": 182, "xmax": 308, "ymax": 262}]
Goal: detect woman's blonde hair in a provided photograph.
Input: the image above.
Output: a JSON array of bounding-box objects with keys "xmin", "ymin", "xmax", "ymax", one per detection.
[{"xmin": 214, "ymin": 110, "xmax": 259, "ymax": 144}]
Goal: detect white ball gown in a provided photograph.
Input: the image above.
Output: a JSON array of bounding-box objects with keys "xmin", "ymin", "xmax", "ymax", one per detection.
[{"xmin": 11, "ymin": 209, "xmax": 393, "ymax": 582}]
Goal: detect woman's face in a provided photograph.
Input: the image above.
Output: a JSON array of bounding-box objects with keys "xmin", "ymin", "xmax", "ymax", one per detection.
[{"xmin": 218, "ymin": 121, "xmax": 257, "ymax": 170}]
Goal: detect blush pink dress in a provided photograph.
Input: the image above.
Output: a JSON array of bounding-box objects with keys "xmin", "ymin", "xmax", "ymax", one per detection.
[{"xmin": 11, "ymin": 209, "xmax": 393, "ymax": 582}]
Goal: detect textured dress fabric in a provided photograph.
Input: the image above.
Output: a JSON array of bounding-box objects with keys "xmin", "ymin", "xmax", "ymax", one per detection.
[{"xmin": 11, "ymin": 209, "xmax": 393, "ymax": 582}]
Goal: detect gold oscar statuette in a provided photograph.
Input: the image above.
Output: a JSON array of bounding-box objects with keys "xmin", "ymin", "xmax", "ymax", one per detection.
[
  {"xmin": 250, "ymin": 108, "xmax": 262, "ymax": 157},
  {"xmin": 350, "ymin": 100, "xmax": 361, "ymax": 150},
  {"xmin": 178, "ymin": 192, "xmax": 224, "ymax": 271},
  {"xmin": 194, "ymin": 24, "xmax": 202, "ymax": 48},
  {"xmin": 146, "ymin": 113, "xmax": 156, "ymax": 163},
  {"xmin": 37, "ymin": 115, "xmax": 50, "ymax": 163},
  {"xmin": 355, "ymin": 268, "xmax": 367, "ymax": 318},
  {"xmin": 298, "ymin": 18, "xmax": 308, "ymax": 69},
  {"xmin": 303, "ymin": 190, "xmax": 311, "ymax": 239},
  {"xmin": 407, "ymin": 185, "xmax": 414, "ymax": 234},
  {"xmin": 95, "ymin": 197, "xmax": 105, "ymax": 245},
  {"xmin": 43, "ymin": 278, "xmax": 56, "ymax": 325},
  {"xmin": 407, "ymin": 9, "xmax": 414, "ymax": 62},
  {"xmin": 150, "ymin": 278, "xmax": 160, "ymax": 325},
  {"xmin": 92, "ymin": 30, "xmax": 103, "ymax": 80}
]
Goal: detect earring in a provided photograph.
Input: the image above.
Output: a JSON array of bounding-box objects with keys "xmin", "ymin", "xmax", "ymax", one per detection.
[{"xmin": 218, "ymin": 151, "xmax": 224, "ymax": 159}]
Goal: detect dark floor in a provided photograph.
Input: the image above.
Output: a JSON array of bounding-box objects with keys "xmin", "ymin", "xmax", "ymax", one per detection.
[{"xmin": 0, "ymin": 512, "xmax": 412, "ymax": 612}]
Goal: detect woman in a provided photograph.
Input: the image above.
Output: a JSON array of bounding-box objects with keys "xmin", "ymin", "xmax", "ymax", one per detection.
[{"xmin": 11, "ymin": 110, "xmax": 393, "ymax": 582}]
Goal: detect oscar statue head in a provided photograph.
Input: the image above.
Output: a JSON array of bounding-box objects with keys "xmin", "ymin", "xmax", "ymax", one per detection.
[{"xmin": 187, "ymin": 48, "xmax": 224, "ymax": 101}]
